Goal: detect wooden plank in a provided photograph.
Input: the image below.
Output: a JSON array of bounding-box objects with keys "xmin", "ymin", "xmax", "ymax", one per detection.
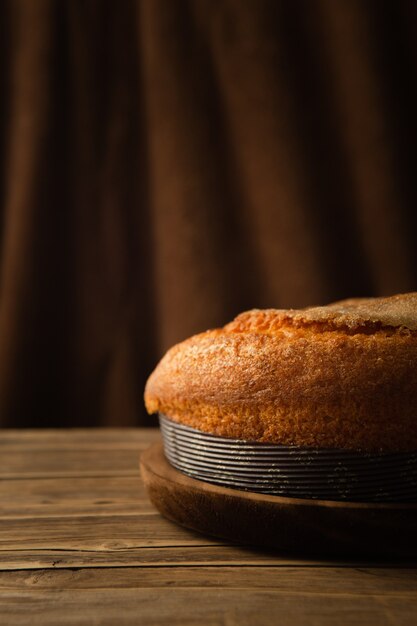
[
  {"xmin": 0, "ymin": 430, "xmax": 159, "ymax": 478},
  {"xmin": 3, "ymin": 512, "xmax": 414, "ymax": 563},
  {"xmin": 0, "ymin": 566, "xmax": 417, "ymax": 600},
  {"xmin": 0, "ymin": 540, "xmax": 414, "ymax": 572},
  {"xmin": 0, "ymin": 547, "xmax": 327, "ymax": 571},
  {"xmin": 0, "ymin": 429, "xmax": 159, "ymax": 449},
  {"xmin": 0, "ymin": 587, "xmax": 415, "ymax": 626},
  {"xmin": 0, "ymin": 449, "xmax": 147, "ymax": 479},
  {"xmin": 0, "ymin": 477, "xmax": 153, "ymax": 518},
  {"xmin": 0, "ymin": 548, "xmax": 412, "ymax": 571},
  {"xmin": 0, "ymin": 512, "xmax": 224, "ymax": 550},
  {"xmin": 1, "ymin": 566, "xmax": 417, "ymax": 595}
]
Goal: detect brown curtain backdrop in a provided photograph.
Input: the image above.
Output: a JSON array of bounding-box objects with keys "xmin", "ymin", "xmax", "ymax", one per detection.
[{"xmin": 0, "ymin": 0, "xmax": 416, "ymax": 428}]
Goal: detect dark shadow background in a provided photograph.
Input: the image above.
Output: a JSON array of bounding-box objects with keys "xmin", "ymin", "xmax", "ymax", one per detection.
[{"xmin": 0, "ymin": 0, "xmax": 416, "ymax": 428}]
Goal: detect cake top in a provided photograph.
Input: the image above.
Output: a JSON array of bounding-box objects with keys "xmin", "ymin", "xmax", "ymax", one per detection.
[
  {"xmin": 226, "ymin": 292, "xmax": 417, "ymax": 333},
  {"xmin": 145, "ymin": 291, "xmax": 417, "ymax": 452}
]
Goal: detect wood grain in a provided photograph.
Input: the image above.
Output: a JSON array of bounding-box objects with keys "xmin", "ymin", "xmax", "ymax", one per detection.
[
  {"xmin": 0, "ymin": 429, "xmax": 160, "ymax": 448},
  {"xmin": 0, "ymin": 512, "xmax": 220, "ymax": 550},
  {"xmin": 0, "ymin": 477, "xmax": 153, "ymax": 518},
  {"xmin": 0, "ymin": 587, "xmax": 416, "ymax": 626},
  {"xmin": 0, "ymin": 547, "xmax": 327, "ymax": 571},
  {"xmin": 2, "ymin": 566, "xmax": 417, "ymax": 594},
  {"xmin": 0, "ymin": 428, "xmax": 415, "ymax": 625},
  {"xmin": 0, "ymin": 450, "xmax": 143, "ymax": 479}
]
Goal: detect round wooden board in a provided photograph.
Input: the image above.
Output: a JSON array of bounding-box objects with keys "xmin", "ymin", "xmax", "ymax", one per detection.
[{"xmin": 140, "ymin": 443, "xmax": 417, "ymax": 558}]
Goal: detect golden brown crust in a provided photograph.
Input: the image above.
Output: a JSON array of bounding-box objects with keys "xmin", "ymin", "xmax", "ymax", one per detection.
[{"xmin": 144, "ymin": 293, "xmax": 417, "ymax": 452}]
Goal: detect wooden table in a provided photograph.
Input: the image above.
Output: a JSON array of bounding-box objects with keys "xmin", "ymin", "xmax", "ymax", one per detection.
[{"xmin": 1, "ymin": 429, "xmax": 416, "ymax": 625}]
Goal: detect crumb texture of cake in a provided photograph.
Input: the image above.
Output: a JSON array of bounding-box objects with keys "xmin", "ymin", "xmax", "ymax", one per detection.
[{"xmin": 144, "ymin": 293, "xmax": 417, "ymax": 452}]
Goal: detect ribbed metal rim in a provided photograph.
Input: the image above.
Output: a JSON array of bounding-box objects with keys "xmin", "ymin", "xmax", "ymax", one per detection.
[{"xmin": 159, "ymin": 414, "xmax": 417, "ymax": 503}]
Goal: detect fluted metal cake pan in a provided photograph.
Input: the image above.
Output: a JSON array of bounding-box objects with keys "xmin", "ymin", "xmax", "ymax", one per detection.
[
  {"xmin": 161, "ymin": 441, "xmax": 416, "ymax": 473},
  {"xmin": 164, "ymin": 450, "xmax": 417, "ymax": 488},
  {"xmin": 163, "ymin": 461, "xmax": 415, "ymax": 501},
  {"xmin": 159, "ymin": 414, "xmax": 417, "ymax": 502}
]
